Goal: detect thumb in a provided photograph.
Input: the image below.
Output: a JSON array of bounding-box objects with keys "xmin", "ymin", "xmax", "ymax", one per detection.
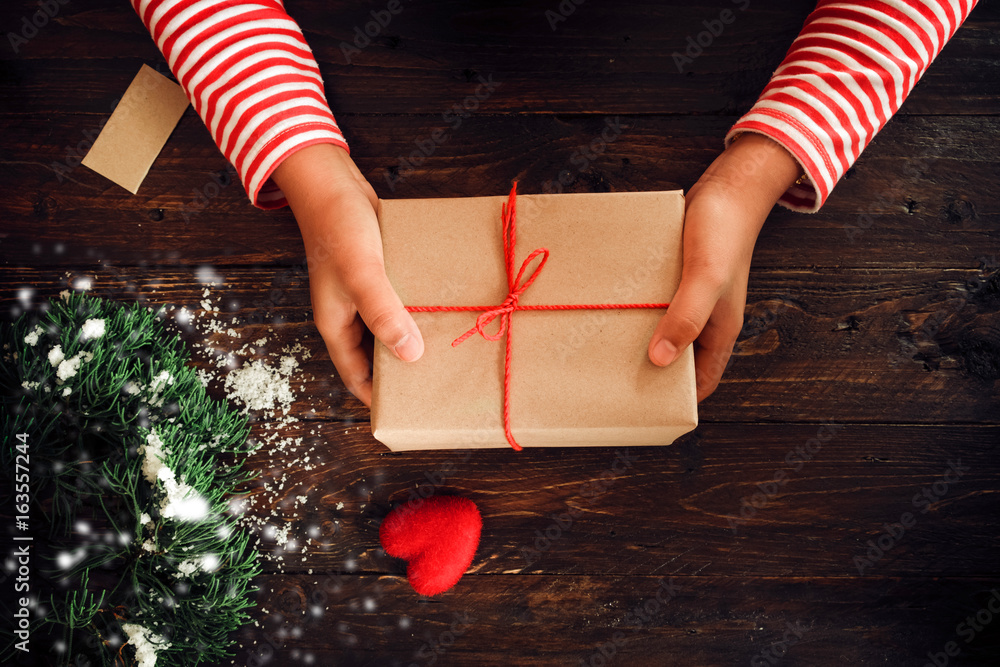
[
  {"xmin": 349, "ymin": 265, "xmax": 424, "ymax": 362},
  {"xmin": 648, "ymin": 277, "xmax": 718, "ymax": 366}
]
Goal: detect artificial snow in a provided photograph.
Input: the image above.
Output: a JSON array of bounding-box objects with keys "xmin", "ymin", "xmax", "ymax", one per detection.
[
  {"xmin": 151, "ymin": 283, "xmax": 327, "ymax": 575},
  {"xmin": 223, "ymin": 357, "xmax": 297, "ymax": 414},
  {"xmin": 140, "ymin": 431, "xmax": 168, "ymax": 485},
  {"xmin": 121, "ymin": 623, "xmax": 168, "ymax": 667},
  {"xmin": 57, "ymin": 352, "xmax": 93, "ymax": 382},
  {"xmin": 272, "ymin": 523, "xmax": 291, "ymax": 546},
  {"xmin": 195, "ymin": 368, "xmax": 213, "ymax": 388},
  {"xmin": 139, "ymin": 430, "xmax": 210, "ymax": 522},
  {"xmin": 137, "ymin": 513, "xmax": 155, "ymax": 550},
  {"xmin": 149, "ymin": 371, "xmax": 174, "ymax": 393},
  {"xmin": 48, "ymin": 345, "xmax": 94, "ymax": 384},
  {"xmin": 157, "ymin": 468, "xmax": 210, "ymax": 521},
  {"xmin": 174, "ymin": 553, "xmax": 220, "ymax": 578},
  {"xmin": 48, "ymin": 345, "xmax": 64, "ymax": 367},
  {"xmin": 146, "ymin": 370, "xmax": 175, "ymax": 407},
  {"xmin": 79, "ymin": 318, "xmax": 106, "ymax": 341},
  {"xmin": 24, "ymin": 325, "xmax": 43, "ymax": 346}
]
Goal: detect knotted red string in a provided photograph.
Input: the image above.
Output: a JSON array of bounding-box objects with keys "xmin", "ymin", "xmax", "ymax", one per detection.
[{"xmin": 405, "ymin": 182, "xmax": 670, "ymax": 451}]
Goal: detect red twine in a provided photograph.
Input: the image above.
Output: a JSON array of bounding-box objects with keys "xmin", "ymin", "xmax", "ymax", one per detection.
[{"xmin": 405, "ymin": 182, "xmax": 670, "ymax": 451}]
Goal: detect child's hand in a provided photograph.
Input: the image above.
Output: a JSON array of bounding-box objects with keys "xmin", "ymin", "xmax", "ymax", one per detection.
[
  {"xmin": 272, "ymin": 144, "xmax": 424, "ymax": 406},
  {"xmin": 647, "ymin": 133, "xmax": 801, "ymax": 401}
]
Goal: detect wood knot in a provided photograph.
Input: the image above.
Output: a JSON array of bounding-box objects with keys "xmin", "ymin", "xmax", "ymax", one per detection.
[
  {"xmin": 942, "ymin": 196, "xmax": 976, "ymax": 225},
  {"xmin": 33, "ymin": 194, "xmax": 57, "ymax": 219}
]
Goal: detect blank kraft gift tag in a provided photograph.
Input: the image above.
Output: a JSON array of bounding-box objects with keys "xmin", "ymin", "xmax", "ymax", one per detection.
[{"xmin": 82, "ymin": 64, "xmax": 190, "ymax": 194}]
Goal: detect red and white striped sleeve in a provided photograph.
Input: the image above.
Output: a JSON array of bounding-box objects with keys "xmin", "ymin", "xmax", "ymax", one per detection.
[
  {"xmin": 130, "ymin": 0, "xmax": 349, "ymax": 209},
  {"xmin": 726, "ymin": 0, "xmax": 978, "ymax": 213}
]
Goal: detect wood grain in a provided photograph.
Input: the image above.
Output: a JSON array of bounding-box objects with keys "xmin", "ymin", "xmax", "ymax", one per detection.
[
  {"xmin": 231, "ymin": 574, "xmax": 1000, "ymax": 666},
  {"xmin": 1, "ymin": 114, "xmax": 996, "ymax": 269},
  {"xmin": 1, "ymin": 0, "xmax": 998, "ymax": 665},
  {"xmin": 222, "ymin": 422, "xmax": 1000, "ymax": 578},
  {"xmin": 2, "ymin": 267, "xmax": 996, "ymax": 424},
  {"xmin": 1, "ymin": 1, "xmax": 997, "ymax": 115}
]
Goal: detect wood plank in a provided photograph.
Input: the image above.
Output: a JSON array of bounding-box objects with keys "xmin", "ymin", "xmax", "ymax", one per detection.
[
  {"xmin": 1, "ymin": 115, "xmax": 997, "ymax": 269},
  {"xmin": 206, "ymin": 422, "xmax": 1000, "ymax": 579},
  {"xmin": 2, "ymin": 1, "xmax": 997, "ymax": 665},
  {"xmin": 225, "ymin": 574, "xmax": 1000, "ymax": 666},
  {"xmin": 3, "ymin": 264, "xmax": 997, "ymax": 423},
  {"xmin": 1, "ymin": 1, "xmax": 996, "ymax": 116}
]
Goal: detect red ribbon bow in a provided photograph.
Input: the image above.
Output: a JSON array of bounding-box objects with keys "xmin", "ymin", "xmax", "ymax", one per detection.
[{"xmin": 406, "ymin": 182, "xmax": 670, "ymax": 451}]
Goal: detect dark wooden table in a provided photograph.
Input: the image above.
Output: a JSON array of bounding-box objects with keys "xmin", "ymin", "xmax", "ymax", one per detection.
[{"xmin": 2, "ymin": 1, "xmax": 999, "ymax": 665}]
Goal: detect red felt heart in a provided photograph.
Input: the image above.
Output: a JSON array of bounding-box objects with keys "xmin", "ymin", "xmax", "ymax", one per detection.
[{"xmin": 379, "ymin": 495, "xmax": 482, "ymax": 596}]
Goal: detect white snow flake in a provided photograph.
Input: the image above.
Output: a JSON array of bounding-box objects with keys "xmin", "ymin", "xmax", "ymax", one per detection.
[
  {"xmin": 121, "ymin": 623, "xmax": 169, "ymax": 667},
  {"xmin": 79, "ymin": 318, "xmax": 106, "ymax": 341},
  {"xmin": 24, "ymin": 325, "xmax": 43, "ymax": 346}
]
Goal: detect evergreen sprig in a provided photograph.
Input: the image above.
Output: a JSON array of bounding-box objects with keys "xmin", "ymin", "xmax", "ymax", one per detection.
[{"xmin": 1, "ymin": 292, "xmax": 261, "ymax": 666}]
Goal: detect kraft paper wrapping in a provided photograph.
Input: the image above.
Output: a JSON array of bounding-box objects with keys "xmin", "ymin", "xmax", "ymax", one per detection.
[
  {"xmin": 371, "ymin": 189, "xmax": 698, "ymax": 451},
  {"xmin": 82, "ymin": 65, "xmax": 190, "ymax": 194}
]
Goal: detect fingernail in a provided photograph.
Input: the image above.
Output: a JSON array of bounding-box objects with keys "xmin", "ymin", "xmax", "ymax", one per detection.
[
  {"xmin": 652, "ymin": 338, "xmax": 677, "ymax": 366},
  {"xmin": 393, "ymin": 333, "xmax": 421, "ymax": 362}
]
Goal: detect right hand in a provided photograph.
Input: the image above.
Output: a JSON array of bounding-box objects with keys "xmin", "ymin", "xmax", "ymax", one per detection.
[
  {"xmin": 271, "ymin": 143, "xmax": 424, "ymax": 406},
  {"xmin": 646, "ymin": 133, "xmax": 801, "ymax": 401}
]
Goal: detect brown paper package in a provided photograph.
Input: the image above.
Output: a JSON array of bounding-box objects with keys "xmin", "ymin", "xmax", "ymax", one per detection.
[{"xmin": 371, "ymin": 189, "xmax": 698, "ymax": 451}]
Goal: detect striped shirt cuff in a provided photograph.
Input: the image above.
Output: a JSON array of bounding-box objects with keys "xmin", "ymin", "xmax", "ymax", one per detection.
[
  {"xmin": 726, "ymin": 0, "xmax": 977, "ymax": 214},
  {"xmin": 131, "ymin": 0, "xmax": 348, "ymax": 209}
]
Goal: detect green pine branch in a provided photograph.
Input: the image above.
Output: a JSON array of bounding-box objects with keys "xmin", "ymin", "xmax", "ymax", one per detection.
[{"xmin": 1, "ymin": 292, "xmax": 262, "ymax": 667}]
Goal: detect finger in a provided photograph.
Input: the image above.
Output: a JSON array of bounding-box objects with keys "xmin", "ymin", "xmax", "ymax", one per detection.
[
  {"xmin": 648, "ymin": 276, "xmax": 720, "ymax": 367},
  {"xmin": 316, "ymin": 298, "xmax": 375, "ymax": 406},
  {"xmin": 691, "ymin": 319, "xmax": 740, "ymax": 401},
  {"xmin": 345, "ymin": 261, "xmax": 424, "ymax": 363}
]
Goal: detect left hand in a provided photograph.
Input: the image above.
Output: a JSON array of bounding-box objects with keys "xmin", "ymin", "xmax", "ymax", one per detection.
[{"xmin": 647, "ymin": 133, "xmax": 802, "ymax": 401}]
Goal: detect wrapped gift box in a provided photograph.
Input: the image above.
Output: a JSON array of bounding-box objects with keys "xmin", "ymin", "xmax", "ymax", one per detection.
[{"xmin": 371, "ymin": 187, "xmax": 697, "ymax": 451}]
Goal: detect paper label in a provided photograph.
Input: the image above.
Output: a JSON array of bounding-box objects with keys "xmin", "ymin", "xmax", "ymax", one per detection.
[{"xmin": 82, "ymin": 64, "xmax": 190, "ymax": 194}]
